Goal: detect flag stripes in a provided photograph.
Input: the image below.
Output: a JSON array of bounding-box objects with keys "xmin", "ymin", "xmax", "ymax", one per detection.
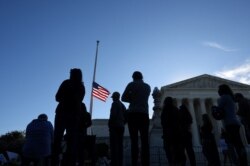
[{"xmin": 92, "ymin": 82, "xmax": 110, "ymax": 102}]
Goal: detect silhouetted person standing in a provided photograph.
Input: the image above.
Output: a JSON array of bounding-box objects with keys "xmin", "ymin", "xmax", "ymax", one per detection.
[
  {"xmin": 220, "ymin": 129, "xmax": 237, "ymax": 166},
  {"xmin": 217, "ymin": 84, "xmax": 248, "ymax": 166},
  {"xmin": 121, "ymin": 71, "xmax": 151, "ymax": 166},
  {"xmin": 77, "ymin": 102, "xmax": 92, "ymax": 166},
  {"xmin": 200, "ymin": 114, "xmax": 221, "ymax": 166},
  {"xmin": 21, "ymin": 114, "xmax": 53, "ymax": 166},
  {"xmin": 161, "ymin": 97, "xmax": 184, "ymax": 166},
  {"xmin": 52, "ymin": 68, "xmax": 85, "ymax": 166},
  {"xmin": 179, "ymin": 104, "xmax": 196, "ymax": 166},
  {"xmin": 109, "ymin": 91, "xmax": 126, "ymax": 166},
  {"xmin": 235, "ymin": 93, "xmax": 250, "ymax": 143}
]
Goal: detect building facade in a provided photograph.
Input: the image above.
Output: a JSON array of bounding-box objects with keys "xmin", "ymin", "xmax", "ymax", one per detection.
[
  {"xmin": 151, "ymin": 74, "xmax": 250, "ymax": 147},
  {"xmin": 92, "ymin": 74, "xmax": 250, "ymax": 148}
]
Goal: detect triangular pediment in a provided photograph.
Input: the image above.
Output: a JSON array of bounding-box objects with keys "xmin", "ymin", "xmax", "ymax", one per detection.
[{"xmin": 162, "ymin": 74, "xmax": 250, "ymax": 89}]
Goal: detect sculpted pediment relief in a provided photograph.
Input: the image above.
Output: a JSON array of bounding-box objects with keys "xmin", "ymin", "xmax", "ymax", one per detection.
[{"xmin": 162, "ymin": 74, "xmax": 250, "ymax": 89}]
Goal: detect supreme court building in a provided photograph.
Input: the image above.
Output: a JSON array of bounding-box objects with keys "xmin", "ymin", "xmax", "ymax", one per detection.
[{"xmin": 92, "ymin": 74, "xmax": 250, "ymax": 148}]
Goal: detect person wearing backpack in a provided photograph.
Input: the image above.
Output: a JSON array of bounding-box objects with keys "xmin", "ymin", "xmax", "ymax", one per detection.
[{"xmin": 235, "ymin": 93, "xmax": 250, "ymax": 144}]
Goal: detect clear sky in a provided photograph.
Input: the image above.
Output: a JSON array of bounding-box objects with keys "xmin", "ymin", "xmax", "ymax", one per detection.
[{"xmin": 1, "ymin": 0, "xmax": 250, "ymax": 135}]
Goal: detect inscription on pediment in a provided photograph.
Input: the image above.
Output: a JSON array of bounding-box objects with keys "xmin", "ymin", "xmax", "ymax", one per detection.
[
  {"xmin": 171, "ymin": 78, "xmax": 222, "ymax": 88},
  {"xmin": 166, "ymin": 75, "xmax": 250, "ymax": 89}
]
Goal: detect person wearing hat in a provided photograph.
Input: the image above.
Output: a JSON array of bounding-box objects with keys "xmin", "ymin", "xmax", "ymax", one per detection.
[
  {"xmin": 108, "ymin": 91, "xmax": 126, "ymax": 166},
  {"xmin": 121, "ymin": 71, "xmax": 151, "ymax": 166}
]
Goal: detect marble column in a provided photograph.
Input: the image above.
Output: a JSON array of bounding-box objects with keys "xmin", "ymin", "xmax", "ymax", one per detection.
[
  {"xmin": 188, "ymin": 98, "xmax": 201, "ymax": 146},
  {"xmin": 212, "ymin": 98, "xmax": 223, "ymax": 143},
  {"xmin": 176, "ymin": 98, "xmax": 182, "ymax": 108},
  {"xmin": 200, "ymin": 98, "xmax": 207, "ymax": 115}
]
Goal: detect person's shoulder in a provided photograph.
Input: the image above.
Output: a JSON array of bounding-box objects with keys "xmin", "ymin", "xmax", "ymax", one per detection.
[
  {"xmin": 121, "ymin": 100, "xmax": 126, "ymax": 105},
  {"xmin": 60, "ymin": 79, "xmax": 71, "ymax": 85},
  {"xmin": 137, "ymin": 80, "xmax": 150, "ymax": 89},
  {"xmin": 220, "ymin": 94, "xmax": 232, "ymax": 100},
  {"xmin": 111, "ymin": 101, "xmax": 117, "ymax": 106},
  {"xmin": 27, "ymin": 120, "xmax": 36, "ymax": 128},
  {"xmin": 120, "ymin": 101, "xmax": 126, "ymax": 108},
  {"xmin": 42, "ymin": 121, "xmax": 53, "ymax": 131},
  {"xmin": 46, "ymin": 121, "xmax": 53, "ymax": 126},
  {"xmin": 123, "ymin": 82, "xmax": 133, "ymax": 89},
  {"xmin": 62, "ymin": 79, "xmax": 70, "ymax": 83},
  {"xmin": 45, "ymin": 121, "xmax": 54, "ymax": 129},
  {"xmin": 221, "ymin": 94, "xmax": 227, "ymax": 98},
  {"xmin": 37, "ymin": 119, "xmax": 52, "ymax": 126},
  {"xmin": 242, "ymin": 98, "xmax": 250, "ymax": 104},
  {"xmin": 127, "ymin": 81, "xmax": 134, "ymax": 86},
  {"xmin": 30, "ymin": 119, "xmax": 39, "ymax": 124},
  {"xmin": 144, "ymin": 82, "xmax": 150, "ymax": 87},
  {"xmin": 113, "ymin": 100, "xmax": 122, "ymax": 106}
]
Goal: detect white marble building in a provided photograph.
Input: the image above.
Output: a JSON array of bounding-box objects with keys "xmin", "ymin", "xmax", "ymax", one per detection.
[
  {"xmin": 91, "ymin": 74, "xmax": 250, "ymax": 148},
  {"xmin": 151, "ymin": 74, "xmax": 250, "ymax": 148}
]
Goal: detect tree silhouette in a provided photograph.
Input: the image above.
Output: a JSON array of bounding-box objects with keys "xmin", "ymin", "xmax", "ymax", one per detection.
[{"xmin": 0, "ymin": 130, "xmax": 25, "ymax": 154}]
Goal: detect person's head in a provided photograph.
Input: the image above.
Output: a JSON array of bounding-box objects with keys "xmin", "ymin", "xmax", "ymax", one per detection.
[
  {"xmin": 38, "ymin": 114, "xmax": 48, "ymax": 121},
  {"xmin": 234, "ymin": 93, "xmax": 244, "ymax": 102},
  {"xmin": 70, "ymin": 68, "xmax": 82, "ymax": 82},
  {"xmin": 132, "ymin": 71, "xmax": 143, "ymax": 81},
  {"xmin": 111, "ymin": 91, "xmax": 120, "ymax": 101},
  {"xmin": 163, "ymin": 96, "xmax": 174, "ymax": 108},
  {"xmin": 218, "ymin": 84, "xmax": 234, "ymax": 98}
]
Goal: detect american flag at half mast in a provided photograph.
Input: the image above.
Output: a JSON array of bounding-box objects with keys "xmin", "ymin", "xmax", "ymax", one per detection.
[{"xmin": 92, "ymin": 82, "xmax": 110, "ymax": 102}]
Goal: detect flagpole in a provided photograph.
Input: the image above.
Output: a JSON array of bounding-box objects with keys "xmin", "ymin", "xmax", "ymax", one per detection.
[{"xmin": 89, "ymin": 40, "xmax": 100, "ymax": 119}]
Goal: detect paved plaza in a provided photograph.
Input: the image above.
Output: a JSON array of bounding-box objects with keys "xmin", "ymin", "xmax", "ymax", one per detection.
[{"xmin": 123, "ymin": 146, "xmax": 250, "ymax": 166}]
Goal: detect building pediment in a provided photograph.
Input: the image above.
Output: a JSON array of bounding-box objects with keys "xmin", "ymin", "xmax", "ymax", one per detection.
[{"xmin": 162, "ymin": 74, "xmax": 250, "ymax": 90}]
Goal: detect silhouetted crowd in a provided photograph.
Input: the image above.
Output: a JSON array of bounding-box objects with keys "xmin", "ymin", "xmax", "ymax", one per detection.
[{"xmin": 19, "ymin": 69, "xmax": 250, "ymax": 166}]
